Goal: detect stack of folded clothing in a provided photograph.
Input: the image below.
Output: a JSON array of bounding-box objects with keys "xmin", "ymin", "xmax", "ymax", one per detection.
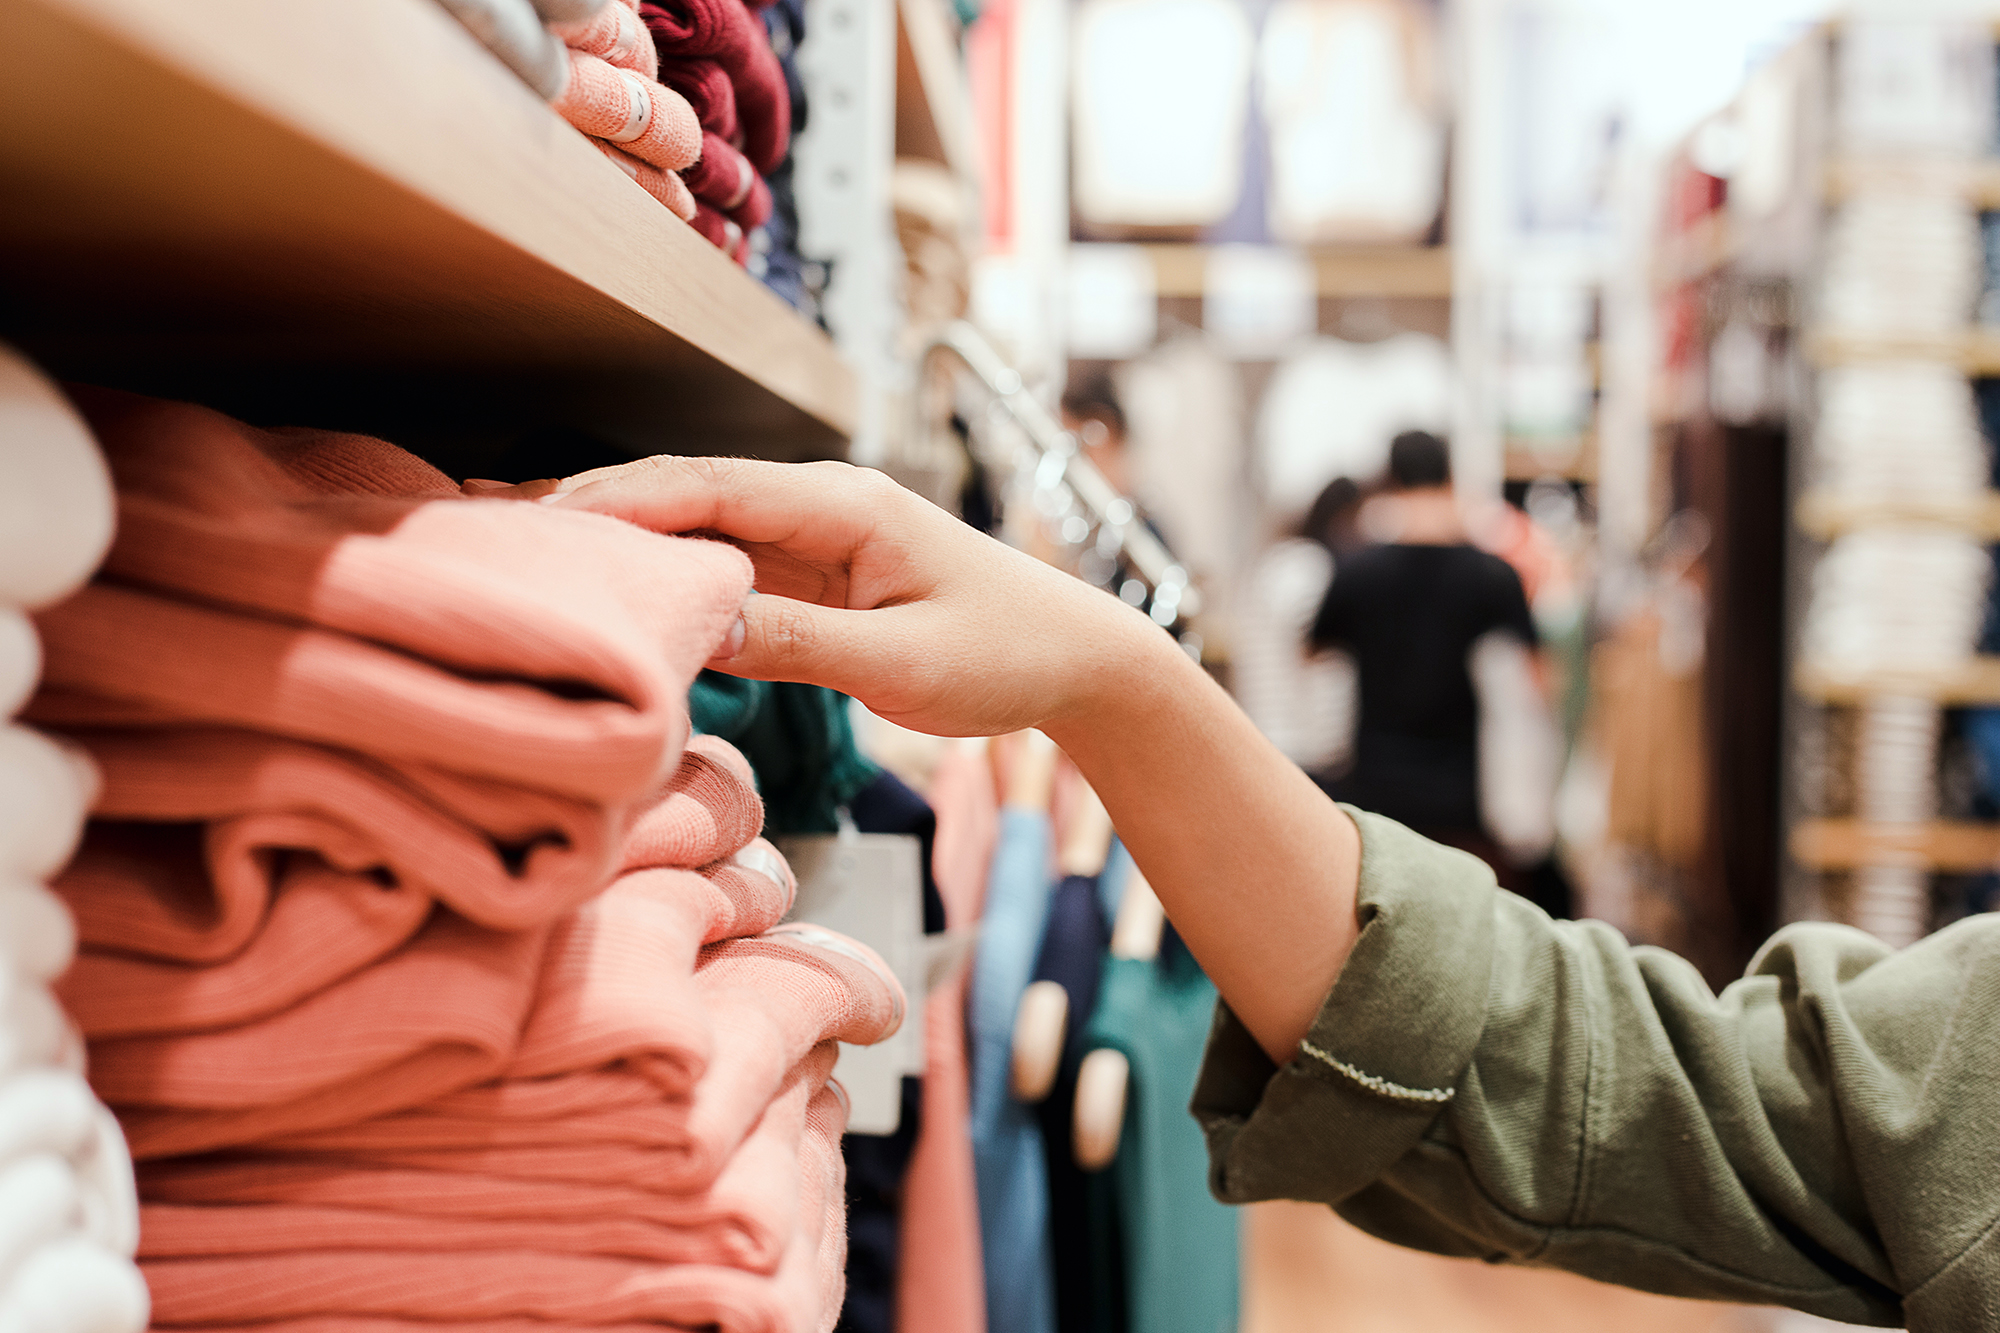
[
  {"xmin": 24, "ymin": 389, "xmax": 904, "ymax": 1331},
  {"xmin": 644, "ymin": 0, "xmax": 793, "ymax": 262},
  {"xmin": 0, "ymin": 347, "xmax": 149, "ymax": 1333},
  {"xmin": 552, "ymin": 0, "xmax": 707, "ymax": 222}
]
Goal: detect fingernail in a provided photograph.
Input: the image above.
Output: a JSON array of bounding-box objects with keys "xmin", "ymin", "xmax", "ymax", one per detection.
[
  {"xmin": 461, "ymin": 477, "xmax": 509, "ymax": 493},
  {"xmin": 714, "ymin": 613, "xmax": 747, "ymax": 661}
]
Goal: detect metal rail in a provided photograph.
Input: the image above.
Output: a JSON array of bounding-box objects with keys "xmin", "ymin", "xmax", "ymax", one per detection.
[{"xmin": 916, "ymin": 320, "xmax": 1201, "ymax": 627}]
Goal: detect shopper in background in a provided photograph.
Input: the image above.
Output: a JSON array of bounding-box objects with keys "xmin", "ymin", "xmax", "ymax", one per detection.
[
  {"xmin": 1058, "ymin": 372, "xmax": 1133, "ymax": 497},
  {"xmin": 1307, "ymin": 431, "xmax": 1542, "ymax": 893},
  {"xmin": 498, "ymin": 455, "xmax": 1998, "ymax": 1330}
]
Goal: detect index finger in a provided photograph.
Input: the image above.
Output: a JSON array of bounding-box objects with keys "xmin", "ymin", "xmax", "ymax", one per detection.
[{"xmin": 548, "ymin": 456, "xmax": 895, "ymax": 568}]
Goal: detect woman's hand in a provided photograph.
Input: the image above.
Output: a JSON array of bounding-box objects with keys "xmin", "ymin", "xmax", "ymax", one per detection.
[
  {"xmin": 491, "ymin": 454, "xmax": 1362, "ymax": 1064},
  {"xmin": 518, "ymin": 456, "xmax": 1168, "ymax": 739}
]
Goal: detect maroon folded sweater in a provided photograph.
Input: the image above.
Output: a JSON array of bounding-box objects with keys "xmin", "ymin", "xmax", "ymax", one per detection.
[{"xmin": 640, "ymin": 0, "xmax": 789, "ymax": 174}]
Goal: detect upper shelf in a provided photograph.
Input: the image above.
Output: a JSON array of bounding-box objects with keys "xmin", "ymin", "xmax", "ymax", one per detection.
[
  {"xmin": 1142, "ymin": 244, "xmax": 1452, "ymax": 300},
  {"xmin": 1796, "ymin": 658, "xmax": 2000, "ymax": 706},
  {"xmin": 0, "ymin": 0, "xmax": 855, "ymax": 461},
  {"xmin": 1805, "ymin": 329, "xmax": 2000, "ymax": 374}
]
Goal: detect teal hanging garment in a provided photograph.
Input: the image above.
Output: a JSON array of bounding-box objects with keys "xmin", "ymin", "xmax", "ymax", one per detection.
[{"xmin": 687, "ymin": 672, "xmax": 880, "ymax": 835}]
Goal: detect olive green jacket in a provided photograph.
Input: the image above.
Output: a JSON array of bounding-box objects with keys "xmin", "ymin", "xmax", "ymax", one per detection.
[{"xmin": 1193, "ymin": 809, "xmax": 2000, "ymax": 1329}]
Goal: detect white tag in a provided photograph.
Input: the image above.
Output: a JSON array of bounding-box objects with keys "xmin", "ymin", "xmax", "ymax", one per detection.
[{"xmin": 776, "ymin": 832, "xmax": 928, "ymax": 1136}]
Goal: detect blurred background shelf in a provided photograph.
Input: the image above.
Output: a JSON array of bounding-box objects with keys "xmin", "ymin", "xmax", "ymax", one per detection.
[
  {"xmin": 1796, "ymin": 491, "xmax": 2000, "ymax": 539},
  {"xmin": 1805, "ymin": 328, "xmax": 2000, "ymax": 373},
  {"xmin": 1139, "ymin": 244, "xmax": 1452, "ymax": 300},
  {"xmin": 1790, "ymin": 819, "xmax": 2000, "ymax": 873},
  {"xmin": 0, "ymin": 0, "xmax": 856, "ymax": 463},
  {"xmin": 1796, "ymin": 658, "xmax": 2000, "ymax": 705}
]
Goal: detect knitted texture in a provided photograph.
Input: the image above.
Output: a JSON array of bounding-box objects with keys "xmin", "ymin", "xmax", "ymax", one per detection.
[
  {"xmin": 640, "ymin": 0, "xmax": 790, "ymax": 173},
  {"xmin": 552, "ymin": 49, "xmax": 702, "ymax": 173},
  {"xmin": 596, "ymin": 141, "xmax": 699, "ymax": 219},
  {"xmin": 688, "ymin": 674, "xmax": 880, "ymax": 835},
  {"xmin": 684, "ymin": 131, "xmax": 774, "ymax": 229},
  {"xmin": 552, "ymin": 0, "xmax": 657, "ymax": 76}
]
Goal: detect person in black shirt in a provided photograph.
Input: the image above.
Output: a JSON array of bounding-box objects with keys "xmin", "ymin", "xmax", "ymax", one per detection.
[{"xmin": 1309, "ymin": 432, "xmax": 1540, "ymax": 879}]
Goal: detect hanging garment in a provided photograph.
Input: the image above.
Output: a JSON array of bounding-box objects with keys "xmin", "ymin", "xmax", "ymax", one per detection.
[
  {"xmin": 1256, "ymin": 0, "xmax": 1444, "ymax": 243},
  {"xmin": 969, "ymin": 808, "xmax": 1057, "ymax": 1333},
  {"xmin": 1120, "ymin": 339, "xmax": 1246, "ymax": 624},
  {"xmin": 1255, "ymin": 335, "xmax": 1452, "ymax": 506},
  {"xmin": 1029, "ymin": 875, "xmax": 1112, "ymax": 1333},
  {"xmin": 641, "ymin": 0, "xmax": 792, "ymax": 174},
  {"xmin": 1070, "ymin": 0, "xmax": 1254, "ymax": 227},
  {"xmin": 895, "ymin": 740, "xmax": 997, "ymax": 1333},
  {"xmin": 749, "ymin": 0, "xmax": 820, "ymax": 314},
  {"xmin": 1084, "ymin": 937, "xmax": 1238, "ymax": 1333},
  {"xmin": 690, "ymin": 674, "xmax": 882, "ymax": 836},
  {"xmin": 1233, "ymin": 539, "xmax": 1353, "ymax": 773}
]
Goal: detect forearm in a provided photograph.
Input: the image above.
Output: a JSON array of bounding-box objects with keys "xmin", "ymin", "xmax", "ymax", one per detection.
[{"xmin": 1044, "ymin": 609, "xmax": 1361, "ymax": 1064}]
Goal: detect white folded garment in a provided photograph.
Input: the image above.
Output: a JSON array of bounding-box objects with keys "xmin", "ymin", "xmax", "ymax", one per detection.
[
  {"xmin": 0, "ymin": 1072, "xmax": 95, "ymax": 1169},
  {"xmin": 0, "ymin": 612, "xmax": 36, "ymax": 719},
  {"xmin": 0, "ymin": 349, "xmax": 115, "ymax": 613},
  {"xmin": 0, "ymin": 1077, "xmax": 139, "ymax": 1261},
  {"xmin": 0, "ymin": 1236, "xmax": 148, "ymax": 1333},
  {"xmin": 0, "ymin": 886, "xmax": 74, "ymax": 986},
  {"xmin": 0, "ymin": 1156, "xmax": 78, "ymax": 1290},
  {"xmin": 0, "ymin": 727, "xmax": 96, "ymax": 881},
  {"xmin": 0, "ymin": 983, "xmax": 79, "ymax": 1084},
  {"xmin": 71, "ymin": 1111, "xmax": 137, "ymax": 1261}
]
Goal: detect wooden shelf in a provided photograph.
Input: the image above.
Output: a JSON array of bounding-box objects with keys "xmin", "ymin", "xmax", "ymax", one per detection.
[
  {"xmin": 1140, "ymin": 244, "xmax": 1452, "ymax": 300},
  {"xmin": 895, "ymin": 0, "xmax": 975, "ymax": 182},
  {"xmin": 0, "ymin": 0, "xmax": 855, "ymax": 462},
  {"xmin": 1824, "ymin": 158, "xmax": 2000, "ymax": 209},
  {"xmin": 1797, "ymin": 491, "xmax": 2000, "ymax": 540},
  {"xmin": 1806, "ymin": 329, "xmax": 2000, "ymax": 374},
  {"xmin": 1791, "ymin": 818, "xmax": 2000, "ymax": 873},
  {"xmin": 1796, "ymin": 658, "xmax": 2000, "ymax": 706}
]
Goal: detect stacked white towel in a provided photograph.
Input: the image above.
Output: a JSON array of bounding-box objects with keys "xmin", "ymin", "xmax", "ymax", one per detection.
[
  {"xmin": 1820, "ymin": 193, "xmax": 1983, "ymax": 338},
  {"xmin": 0, "ymin": 346, "xmax": 146, "ymax": 1333},
  {"xmin": 1814, "ymin": 362, "xmax": 1989, "ymax": 505}
]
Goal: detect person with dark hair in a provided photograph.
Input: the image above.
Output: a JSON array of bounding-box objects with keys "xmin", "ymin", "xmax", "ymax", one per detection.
[
  {"xmin": 1308, "ymin": 431, "xmax": 1541, "ymax": 887},
  {"xmin": 1059, "ymin": 372, "xmax": 1132, "ymax": 494}
]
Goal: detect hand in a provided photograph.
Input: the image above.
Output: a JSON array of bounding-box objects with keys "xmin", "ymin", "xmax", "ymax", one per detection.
[
  {"xmin": 503, "ymin": 457, "xmax": 1171, "ymax": 740},
  {"xmin": 483, "ymin": 455, "xmax": 1361, "ymax": 1064}
]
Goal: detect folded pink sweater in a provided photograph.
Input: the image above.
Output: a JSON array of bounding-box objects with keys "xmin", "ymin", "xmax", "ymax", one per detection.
[
  {"xmin": 31, "ymin": 390, "xmax": 752, "ymax": 802},
  {"xmin": 138, "ymin": 1047, "xmax": 837, "ymax": 1276},
  {"xmin": 262, "ymin": 927, "xmax": 901, "ymax": 1194},
  {"xmin": 143, "ymin": 1086, "xmax": 850, "ymax": 1332}
]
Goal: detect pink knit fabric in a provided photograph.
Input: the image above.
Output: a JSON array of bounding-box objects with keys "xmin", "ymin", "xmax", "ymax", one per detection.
[
  {"xmin": 553, "ymin": 49, "xmax": 702, "ymax": 174},
  {"xmin": 893, "ymin": 741, "xmax": 996, "ymax": 1333},
  {"xmin": 143, "ymin": 1088, "xmax": 849, "ymax": 1332},
  {"xmin": 30, "ymin": 390, "xmax": 752, "ymax": 801},
  {"xmin": 262, "ymin": 928, "xmax": 901, "ymax": 1194},
  {"xmin": 682, "ymin": 131, "xmax": 773, "ymax": 231},
  {"xmin": 598, "ymin": 140, "xmax": 701, "ymax": 219},
  {"xmin": 138, "ymin": 1049, "xmax": 836, "ymax": 1276},
  {"xmin": 555, "ymin": 0, "xmax": 658, "ymax": 76},
  {"xmin": 99, "ymin": 912, "xmax": 551, "ymax": 1160},
  {"xmin": 640, "ymin": 0, "xmax": 789, "ymax": 173}
]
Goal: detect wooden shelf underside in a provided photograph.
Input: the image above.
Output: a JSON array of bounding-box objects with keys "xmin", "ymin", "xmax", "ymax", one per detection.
[
  {"xmin": 0, "ymin": 0, "xmax": 855, "ymax": 462},
  {"xmin": 1796, "ymin": 491, "xmax": 2000, "ymax": 540},
  {"xmin": 1791, "ymin": 818, "xmax": 2000, "ymax": 873}
]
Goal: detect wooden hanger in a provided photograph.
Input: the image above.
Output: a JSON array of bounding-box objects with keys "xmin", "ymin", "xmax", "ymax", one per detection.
[{"xmin": 1074, "ymin": 866, "xmax": 1165, "ymax": 1170}]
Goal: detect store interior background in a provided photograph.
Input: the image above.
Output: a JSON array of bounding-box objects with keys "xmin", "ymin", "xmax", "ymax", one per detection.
[
  {"xmin": 898, "ymin": 0, "xmax": 1993, "ymax": 1329},
  {"xmin": 4, "ymin": 0, "xmax": 1993, "ymax": 1327}
]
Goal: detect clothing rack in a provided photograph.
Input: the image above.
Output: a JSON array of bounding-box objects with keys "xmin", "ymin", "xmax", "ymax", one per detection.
[{"xmin": 917, "ymin": 319, "xmax": 1204, "ymax": 635}]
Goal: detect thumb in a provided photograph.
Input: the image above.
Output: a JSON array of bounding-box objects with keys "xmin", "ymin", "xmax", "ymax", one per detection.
[{"xmin": 714, "ymin": 593, "xmax": 910, "ymax": 701}]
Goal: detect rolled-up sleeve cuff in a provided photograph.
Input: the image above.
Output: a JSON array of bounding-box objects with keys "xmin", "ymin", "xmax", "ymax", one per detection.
[{"xmin": 1192, "ymin": 808, "xmax": 1499, "ymax": 1206}]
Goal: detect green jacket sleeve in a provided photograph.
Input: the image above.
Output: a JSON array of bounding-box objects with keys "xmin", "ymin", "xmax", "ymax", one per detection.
[{"xmin": 1191, "ymin": 808, "xmax": 2000, "ymax": 1330}]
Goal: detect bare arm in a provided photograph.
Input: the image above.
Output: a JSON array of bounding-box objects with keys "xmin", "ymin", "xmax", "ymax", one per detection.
[{"xmin": 514, "ymin": 457, "xmax": 1359, "ymax": 1061}]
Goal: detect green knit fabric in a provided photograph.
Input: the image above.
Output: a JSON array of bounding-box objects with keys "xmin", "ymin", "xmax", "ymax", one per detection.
[
  {"xmin": 1193, "ymin": 807, "xmax": 2000, "ymax": 1331},
  {"xmin": 1086, "ymin": 944, "xmax": 1240, "ymax": 1333},
  {"xmin": 686, "ymin": 672, "xmax": 880, "ymax": 835}
]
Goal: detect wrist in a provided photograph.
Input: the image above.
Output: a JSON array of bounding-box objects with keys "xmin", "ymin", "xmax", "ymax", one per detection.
[{"xmin": 1040, "ymin": 592, "xmax": 1193, "ymax": 757}]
